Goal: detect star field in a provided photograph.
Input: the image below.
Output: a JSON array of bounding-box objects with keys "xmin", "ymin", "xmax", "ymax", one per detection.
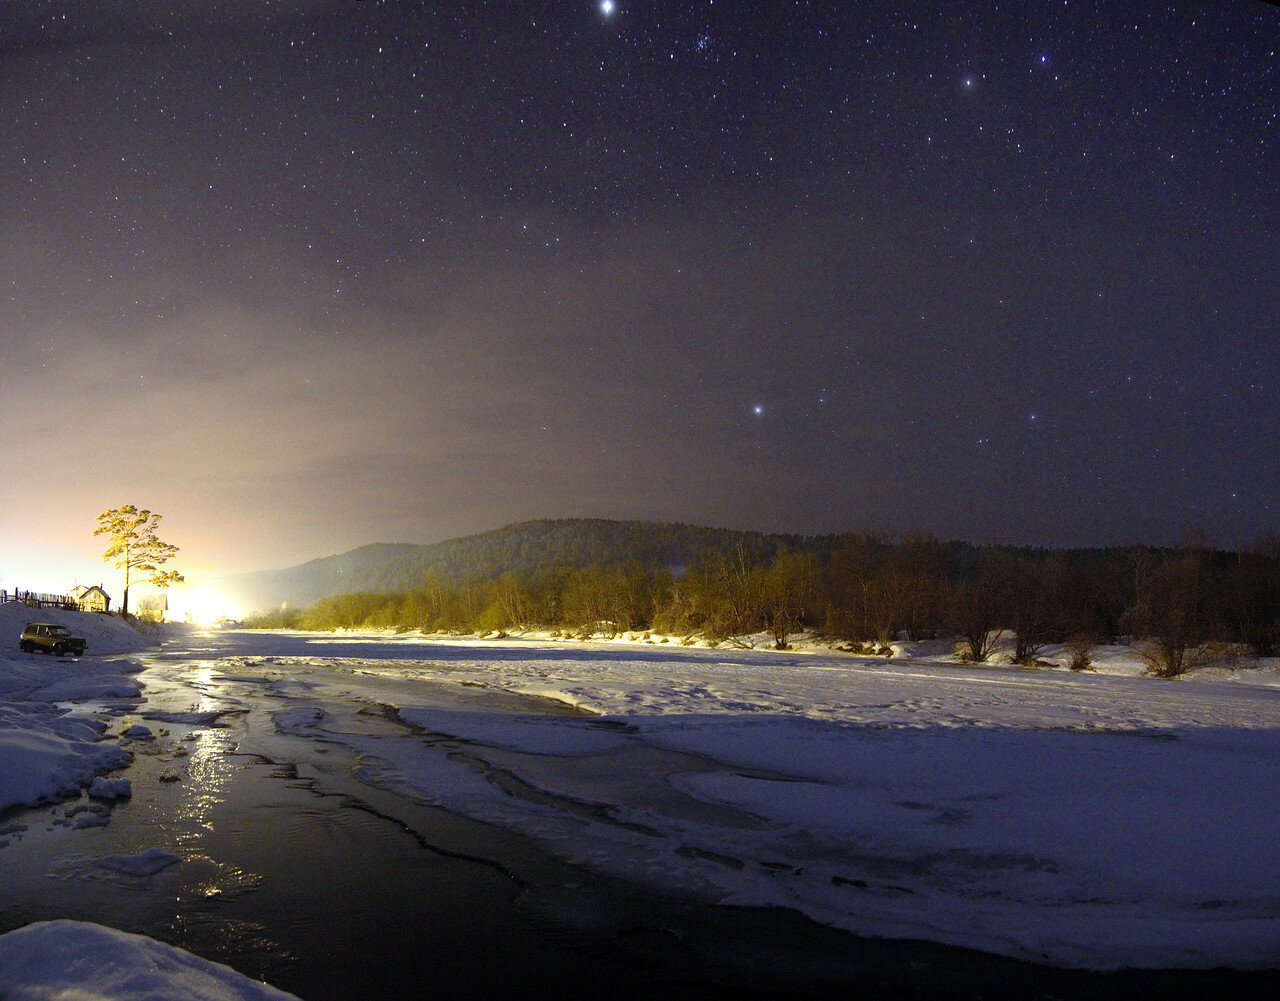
[{"xmin": 0, "ymin": 1, "xmax": 1277, "ymax": 582}]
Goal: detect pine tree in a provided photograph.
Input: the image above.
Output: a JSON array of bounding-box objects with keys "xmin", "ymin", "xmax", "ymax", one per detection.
[{"xmin": 93, "ymin": 505, "xmax": 184, "ymax": 616}]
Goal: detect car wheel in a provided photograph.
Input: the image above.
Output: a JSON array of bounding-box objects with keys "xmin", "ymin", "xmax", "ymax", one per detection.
[
  {"xmin": 19, "ymin": 642, "xmax": 31, "ymax": 653},
  {"xmin": 53, "ymin": 643, "xmax": 64, "ymax": 656}
]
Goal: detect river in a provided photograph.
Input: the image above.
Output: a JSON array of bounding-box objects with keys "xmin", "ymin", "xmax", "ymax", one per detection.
[{"xmin": 2, "ymin": 629, "xmax": 1277, "ymax": 1000}]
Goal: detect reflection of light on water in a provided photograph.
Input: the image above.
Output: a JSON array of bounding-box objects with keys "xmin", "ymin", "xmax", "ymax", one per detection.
[
  {"xmin": 164, "ymin": 724, "xmax": 266, "ymax": 901},
  {"xmin": 175, "ymin": 853, "xmax": 265, "ymax": 904},
  {"xmin": 167, "ymin": 727, "xmax": 236, "ymax": 849},
  {"xmin": 194, "ymin": 665, "xmax": 219, "ymax": 711}
]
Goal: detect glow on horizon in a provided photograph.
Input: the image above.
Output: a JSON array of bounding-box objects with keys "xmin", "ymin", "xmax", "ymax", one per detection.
[{"xmin": 162, "ymin": 585, "xmax": 242, "ymax": 625}]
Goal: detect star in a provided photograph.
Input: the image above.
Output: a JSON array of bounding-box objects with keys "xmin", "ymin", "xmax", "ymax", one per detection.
[{"xmin": 600, "ymin": 1, "xmax": 615, "ymax": 16}]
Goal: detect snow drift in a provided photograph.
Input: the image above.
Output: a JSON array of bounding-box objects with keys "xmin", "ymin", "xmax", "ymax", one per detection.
[{"xmin": 0, "ymin": 920, "xmax": 300, "ymax": 1000}]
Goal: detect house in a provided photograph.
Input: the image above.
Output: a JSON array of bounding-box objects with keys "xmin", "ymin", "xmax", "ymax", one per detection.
[{"xmin": 68, "ymin": 585, "xmax": 111, "ymax": 613}]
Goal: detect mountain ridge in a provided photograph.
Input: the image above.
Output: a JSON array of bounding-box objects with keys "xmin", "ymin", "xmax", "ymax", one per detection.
[{"xmin": 217, "ymin": 518, "xmax": 819, "ymax": 612}]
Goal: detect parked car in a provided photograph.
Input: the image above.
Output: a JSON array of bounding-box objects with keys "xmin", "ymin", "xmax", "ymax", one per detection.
[{"xmin": 19, "ymin": 622, "xmax": 87, "ymax": 656}]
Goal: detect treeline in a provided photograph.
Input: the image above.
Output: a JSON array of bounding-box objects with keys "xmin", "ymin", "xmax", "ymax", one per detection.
[{"xmin": 245, "ymin": 532, "xmax": 1280, "ymax": 677}]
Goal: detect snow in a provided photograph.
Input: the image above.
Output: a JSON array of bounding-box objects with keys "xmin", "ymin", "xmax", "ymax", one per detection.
[
  {"xmin": 0, "ymin": 713, "xmax": 131, "ymax": 812},
  {"xmin": 22, "ymin": 673, "xmax": 143, "ymax": 701},
  {"xmin": 249, "ymin": 631, "xmax": 1280, "ymax": 971},
  {"xmin": 0, "ymin": 601, "xmax": 159, "ymax": 657},
  {"xmin": 87, "ymin": 775, "xmax": 133, "ymax": 800},
  {"xmin": 0, "ymin": 920, "xmax": 300, "ymax": 1000},
  {"xmin": 0, "ymin": 606, "xmax": 150, "ymax": 813}
]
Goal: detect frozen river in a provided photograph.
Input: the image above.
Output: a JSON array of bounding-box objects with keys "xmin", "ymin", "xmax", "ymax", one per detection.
[{"xmin": 3, "ymin": 627, "xmax": 1280, "ymax": 999}]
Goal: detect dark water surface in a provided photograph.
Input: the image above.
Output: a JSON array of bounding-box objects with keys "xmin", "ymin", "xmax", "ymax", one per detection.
[{"xmin": 2, "ymin": 631, "xmax": 1277, "ymax": 1000}]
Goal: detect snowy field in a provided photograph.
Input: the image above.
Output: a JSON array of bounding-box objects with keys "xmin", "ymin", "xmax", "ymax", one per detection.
[{"xmin": 2, "ymin": 613, "xmax": 1279, "ymax": 996}]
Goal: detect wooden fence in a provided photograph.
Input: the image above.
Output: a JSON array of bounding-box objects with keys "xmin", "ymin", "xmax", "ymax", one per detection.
[{"xmin": 1, "ymin": 589, "xmax": 77, "ymax": 610}]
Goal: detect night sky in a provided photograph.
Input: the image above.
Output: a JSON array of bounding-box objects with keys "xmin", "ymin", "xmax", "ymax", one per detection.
[{"xmin": 2, "ymin": 1, "xmax": 1277, "ymax": 589}]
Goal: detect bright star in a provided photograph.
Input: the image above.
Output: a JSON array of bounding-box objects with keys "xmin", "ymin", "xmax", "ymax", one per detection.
[
  {"xmin": 753, "ymin": 404, "xmax": 764, "ymax": 416},
  {"xmin": 600, "ymin": 1, "xmax": 615, "ymax": 15}
]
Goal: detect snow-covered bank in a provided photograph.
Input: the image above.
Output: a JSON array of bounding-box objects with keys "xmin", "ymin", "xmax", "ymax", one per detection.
[
  {"xmin": 0, "ymin": 602, "xmax": 159, "ymax": 657},
  {"xmin": 250, "ymin": 630, "xmax": 1280, "ymax": 971},
  {"xmin": 0, "ymin": 604, "xmax": 152, "ymax": 814},
  {"xmin": 0, "ymin": 710, "xmax": 131, "ymax": 817},
  {"xmin": 0, "ymin": 921, "xmax": 300, "ymax": 1000}
]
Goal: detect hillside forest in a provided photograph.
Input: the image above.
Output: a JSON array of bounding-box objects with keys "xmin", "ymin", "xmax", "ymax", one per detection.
[{"xmin": 241, "ymin": 521, "xmax": 1280, "ymax": 678}]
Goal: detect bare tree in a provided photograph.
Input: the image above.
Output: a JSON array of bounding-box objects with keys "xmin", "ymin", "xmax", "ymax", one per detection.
[
  {"xmin": 1006, "ymin": 555, "xmax": 1065, "ymax": 665},
  {"xmin": 493, "ymin": 572, "xmax": 533, "ymax": 630},
  {"xmin": 946, "ymin": 547, "xmax": 1005, "ymax": 662},
  {"xmin": 705, "ymin": 544, "xmax": 765, "ymax": 643},
  {"xmin": 1126, "ymin": 547, "xmax": 1214, "ymax": 677},
  {"xmin": 946, "ymin": 580, "xmax": 1002, "ymax": 662},
  {"xmin": 760, "ymin": 548, "xmax": 817, "ymax": 649}
]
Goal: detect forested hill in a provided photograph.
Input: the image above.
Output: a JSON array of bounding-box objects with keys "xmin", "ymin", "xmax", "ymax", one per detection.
[
  {"xmin": 218, "ymin": 520, "xmax": 1280, "ymax": 670},
  {"xmin": 218, "ymin": 519, "xmax": 820, "ymax": 612}
]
